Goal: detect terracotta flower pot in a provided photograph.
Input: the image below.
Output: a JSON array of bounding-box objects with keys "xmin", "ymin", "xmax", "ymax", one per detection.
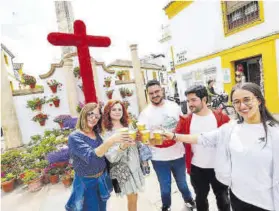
[
  {"xmin": 54, "ymin": 161, "xmax": 69, "ymax": 168},
  {"xmin": 42, "ymin": 174, "xmax": 50, "ymax": 184},
  {"xmin": 27, "ymin": 178, "xmax": 42, "ymax": 192},
  {"xmin": 1, "ymin": 178, "xmax": 15, "ymax": 192},
  {"xmin": 105, "ymin": 81, "xmax": 111, "ymax": 87},
  {"xmin": 107, "ymin": 93, "xmax": 113, "ymax": 99},
  {"xmin": 39, "ymin": 119, "xmax": 46, "ymax": 126},
  {"xmin": 53, "ymin": 99, "xmax": 60, "ymax": 107},
  {"xmin": 30, "ymin": 83, "xmax": 36, "ymax": 89},
  {"xmin": 118, "ymin": 75, "xmax": 123, "ymax": 80},
  {"xmin": 58, "ymin": 122, "xmax": 64, "ymax": 129},
  {"xmin": 36, "ymin": 104, "xmax": 42, "ymax": 111},
  {"xmin": 49, "ymin": 175, "xmax": 59, "ymax": 184},
  {"xmin": 49, "ymin": 85, "xmax": 58, "ymax": 93},
  {"xmin": 62, "ymin": 177, "xmax": 73, "ymax": 188}
]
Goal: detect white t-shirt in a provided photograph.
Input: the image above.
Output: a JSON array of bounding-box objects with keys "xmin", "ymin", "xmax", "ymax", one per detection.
[
  {"xmin": 230, "ymin": 123, "xmax": 274, "ymax": 210},
  {"xmin": 138, "ymin": 100, "xmax": 185, "ymax": 161},
  {"xmin": 190, "ymin": 112, "xmax": 218, "ymax": 168}
]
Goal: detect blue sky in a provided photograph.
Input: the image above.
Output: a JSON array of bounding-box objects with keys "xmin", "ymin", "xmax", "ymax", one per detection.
[{"xmin": 0, "ymin": 0, "xmax": 169, "ymax": 75}]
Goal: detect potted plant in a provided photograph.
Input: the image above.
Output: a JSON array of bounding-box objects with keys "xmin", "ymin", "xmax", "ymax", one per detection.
[
  {"xmin": 61, "ymin": 169, "xmax": 74, "ymax": 188},
  {"xmin": 116, "ymin": 70, "xmax": 125, "ymax": 80},
  {"xmin": 45, "ymin": 164, "xmax": 62, "ymax": 184},
  {"xmin": 46, "ymin": 148, "xmax": 70, "ymax": 166},
  {"xmin": 76, "ymin": 102, "xmax": 84, "ymax": 113},
  {"xmin": 126, "ymin": 88, "xmax": 133, "ymax": 97},
  {"xmin": 1, "ymin": 173, "xmax": 16, "ymax": 192},
  {"xmin": 53, "ymin": 115, "xmax": 72, "ymax": 128},
  {"xmin": 123, "ymin": 100, "xmax": 130, "ymax": 109},
  {"xmin": 27, "ymin": 97, "xmax": 46, "ymax": 111},
  {"xmin": 47, "ymin": 96, "xmax": 60, "ymax": 108},
  {"xmin": 22, "ymin": 73, "xmax": 37, "ymax": 88},
  {"xmin": 22, "ymin": 170, "xmax": 42, "ymax": 192},
  {"xmin": 119, "ymin": 87, "xmax": 127, "ymax": 98},
  {"xmin": 73, "ymin": 67, "xmax": 80, "ymax": 78},
  {"xmin": 32, "ymin": 113, "xmax": 48, "ymax": 126},
  {"xmin": 34, "ymin": 160, "xmax": 49, "ymax": 184},
  {"xmin": 104, "ymin": 76, "xmax": 112, "ymax": 87},
  {"xmin": 106, "ymin": 90, "xmax": 114, "ymax": 99},
  {"xmin": 47, "ymin": 79, "xmax": 62, "ymax": 93}
]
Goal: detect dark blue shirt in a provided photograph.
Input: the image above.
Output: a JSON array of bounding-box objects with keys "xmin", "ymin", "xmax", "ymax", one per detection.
[{"xmin": 68, "ymin": 131, "xmax": 106, "ymax": 177}]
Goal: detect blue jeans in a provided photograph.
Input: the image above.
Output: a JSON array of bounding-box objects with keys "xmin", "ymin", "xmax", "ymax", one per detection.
[{"xmin": 152, "ymin": 156, "xmax": 192, "ymax": 208}]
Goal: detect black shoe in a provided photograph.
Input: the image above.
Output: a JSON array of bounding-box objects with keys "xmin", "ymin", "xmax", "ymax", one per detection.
[
  {"xmin": 162, "ymin": 206, "xmax": 171, "ymax": 211},
  {"xmin": 185, "ymin": 198, "xmax": 196, "ymax": 210}
]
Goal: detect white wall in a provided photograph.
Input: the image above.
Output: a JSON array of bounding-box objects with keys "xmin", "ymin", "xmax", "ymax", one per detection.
[
  {"xmin": 170, "ymin": 1, "xmax": 279, "ymax": 64},
  {"xmin": 176, "ymin": 57, "xmax": 223, "ymax": 101},
  {"xmin": 276, "ymin": 39, "xmax": 279, "ymax": 96},
  {"xmin": 13, "ymin": 67, "xmax": 70, "ymax": 144}
]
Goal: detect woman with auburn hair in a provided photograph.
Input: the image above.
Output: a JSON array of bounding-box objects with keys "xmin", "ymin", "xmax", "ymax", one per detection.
[
  {"xmin": 102, "ymin": 100, "xmax": 145, "ymax": 211},
  {"xmin": 65, "ymin": 103, "xmax": 130, "ymax": 211}
]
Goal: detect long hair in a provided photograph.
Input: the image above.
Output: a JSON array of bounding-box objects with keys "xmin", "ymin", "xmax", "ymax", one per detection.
[
  {"xmin": 76, "ymin": 103, "xmax": 102, "ymax": 134},
  {"xmin": 102, "ymin": 100, "xmax": 129, "ymax": 131},
  {"xmin": 230, "ymin": 82, "xmax": 278, "ymax": 140}
]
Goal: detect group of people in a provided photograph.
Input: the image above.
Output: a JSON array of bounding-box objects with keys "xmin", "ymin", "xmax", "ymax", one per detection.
[{"xmin": 65, "ymin": 79, "xmax": 279, "ymax": 211}]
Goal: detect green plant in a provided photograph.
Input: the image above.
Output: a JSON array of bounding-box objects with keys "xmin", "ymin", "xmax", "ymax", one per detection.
[
  {"xmin": 73, "ymin": 67, "xmax": 80, "ymax": 78},
  {"xmin": 34, "ymin": 160, "xmax": 49, "ymax": 169},
  {"xmin": 22, "ymin": 170, "xmax": 40, "ymax": 184},
  {"xmin": 32, "ymin": 113, "xmax": 48, "ymax": 123},
  {"xmin": 116, "ymin": 70, "xmax": 125, "ymax": 77},
  {"xmin": 26, "ymin": 97, "xmax": 46, "ymax": 111},
  {"xmin": 31, "ymin": 135, "xmax": 41, "ymax": 142},
  {"xmin": 47, "ymin": 96, "xmax": 60, "ymax": 103},
  {"xmin": 104, "ymin": 76, "xmax": 112, "ymax": 82},
  {"xmin": 47, "ymin": 79, "xmax": 62, "ymax": 87},
  {"xmin": 22, "ymin": 73, "xmax": 36, "ymax": 85},
  {"xmin": 1, "ymin": 173, "xmax": 15, "ymax": 183}
]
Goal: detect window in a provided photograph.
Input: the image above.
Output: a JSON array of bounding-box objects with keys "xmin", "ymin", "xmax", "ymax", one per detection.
[
  {"xmin": 222, "ymin": 1, "xmax": 264, "ymax": 36},
  {"xmin": 4, "ymin": 54, "xmax": 9, "ymax": 65},
  {"xmin": 152, "ymin": 71, "xmax": 157, "ymax": 80},
  {"xmin": 123, "ymin": 70, "xmax": 130, "ymax": 81}
]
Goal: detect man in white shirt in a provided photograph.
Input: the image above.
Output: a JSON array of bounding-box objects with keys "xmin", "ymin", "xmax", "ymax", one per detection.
[
  {"xmin": 176, "ymin": 85, "xmax": 230, "ymax": 211},
  {"xmin": 138, "ymin": 80, "xmax": 195, "ymax": 211}
]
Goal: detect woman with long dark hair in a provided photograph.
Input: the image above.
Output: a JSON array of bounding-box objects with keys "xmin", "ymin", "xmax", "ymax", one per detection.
[
  {"xmin": 102, "ymin": 100, "xmax": 145, "ymax": 211},
  {"xmin": 164, "ymin": 82, "xmax": 279, "ymax": 211},
  {"xmin": 65, "ymin": 103, "xmax": 129, "ymax": 211}
]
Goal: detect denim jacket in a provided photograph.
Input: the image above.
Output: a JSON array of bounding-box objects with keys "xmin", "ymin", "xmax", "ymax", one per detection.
[{"xmin": 198, "ymin": 121, "xmax": 279, "ymax": 210}]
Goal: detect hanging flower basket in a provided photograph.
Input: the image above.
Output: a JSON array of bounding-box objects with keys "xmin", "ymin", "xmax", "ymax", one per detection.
[
  {"xmin": 73, "ymin": 67, "xmax": 80, "ymax": 78},
  {"xmin": 104, "ymin": 76, "xmax": 112, "ymax": 87},
  {"xmin": 47, "ymin": 96, "xmax": 60, "ymax": 108},
  {"xmin": 106, "ymin": 90, "xmax": 114, "ymax": 99},
  {"xmin": 116, "ymin": 71, "xmax": 125, "ymax": 80},
  {"xmin": 27, "ymin": 97, "xmax": 46, "ymax": 111},
  {"xmin": 53, "ymin": 115, "xmax": 72, "ymax": 128},
  {"xmin": 32, "ymin": 113, "xmax": 48, "ymax": 126},
  {"xmin": 58, "ymin": 122, "xmax": 64, "ymax": 129},
  {"xmin": 47, "ymin": 80, "xmax": 62, "ymax": 93}
]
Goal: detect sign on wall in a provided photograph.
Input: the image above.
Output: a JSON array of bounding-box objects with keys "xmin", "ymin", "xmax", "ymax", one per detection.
[{"xmin": 223, "ymin": 68, "xmax": 231, "ymax": 83}]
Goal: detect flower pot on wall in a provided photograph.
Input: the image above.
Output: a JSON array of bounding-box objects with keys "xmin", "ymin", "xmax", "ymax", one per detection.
[
  {"xmin": 49, "ymin": 85, "xmax": 58, "ymax": 93},
  {"xmin": 118, "ymin": 75, "xmax": 123, "ymax": 80},
  {"xmin": 30, "ymin": 83, "xmax": 36, "ymax": 89},
  {"xmin": 1, "ymin": 178, "xmax": 15, "ymax": 192},
  {"xmin": 53, "ymin": 99, "xmax": 60, "ymax": 107},
  {"xmin": 58, "ymin": 122, "xmax": 64, "ymax": 129},
  {"xmin": 105, "ymin": 81, "xmax": 111, "ymax": 87},
  {"xmin": 36, "ymin": 104, "xmax": 42, "ymax": 111},
  {"xmin": 39, "ymin": 120, "xmax": 46, "ymax": 126}
]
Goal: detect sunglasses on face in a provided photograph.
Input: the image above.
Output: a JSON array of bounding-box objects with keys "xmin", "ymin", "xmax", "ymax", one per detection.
[{"xmin": 87, "ymin": 111, "xmax": 101, "ymax": 119}]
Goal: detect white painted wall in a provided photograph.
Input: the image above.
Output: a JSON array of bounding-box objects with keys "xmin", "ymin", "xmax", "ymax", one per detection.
[
  {"xmin": 170, "ymin": 1, "xmax": 279, "ymax": 64},
  {"xmin": 175, "ymin": 57, "xmax": 223, "ymax": 102},
  {"xmin": 13, "ymin": 67, "xmax": 71, "ymax": 144},
  {"xmin": 276, "ymin": 39, "xmax": 279, "ymax": 96}
]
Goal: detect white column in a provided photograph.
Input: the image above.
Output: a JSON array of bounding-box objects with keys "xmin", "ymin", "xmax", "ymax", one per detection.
[
  {"xmin": 91, "ymin": 59, "xmax": 104, "ymax": 103},
  {"xmin": 63, "ymin": 57, "xmax": 78, "ymax": 116},
  {"xmin": 130, "ymin": 44, "xmax": 147, "ymax": 112},
  {"xmin": 1, "ymin": 51, "xmax": 23, "ymax": 148}
]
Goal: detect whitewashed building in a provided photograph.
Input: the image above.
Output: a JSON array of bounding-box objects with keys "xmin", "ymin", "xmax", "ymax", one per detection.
[{"xmin": 164, "ymin": 1, "xmax": 279, "ymax": 114}]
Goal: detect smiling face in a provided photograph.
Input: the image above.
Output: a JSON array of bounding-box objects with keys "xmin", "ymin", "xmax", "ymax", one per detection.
[
  {"xmin": 186, "ymin": 93, "xmax": 206, "ymax": 114},
  {"xmin": 232, "ymin": 89, "xmax": 261, "ymax": 122},
  {"xmin": 86, "ymin": 107, "xmax": 101, "ymax": 129},
  {"xmin": 110, "ymin": 103, "xmax": 123, "ymax": 121},
  {"xmin": 147, "ymin": 85, "xmax": 164, "ymax": 105}
]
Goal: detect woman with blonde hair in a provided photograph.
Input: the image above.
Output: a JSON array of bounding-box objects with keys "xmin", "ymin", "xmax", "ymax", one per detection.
[
  {"xmin": 66, "ymin": 102, "xmax": 130, "ymax": 211},
  {"xmin": 102, "ymin": 100, "xmax": 145, "ymax": 211}
]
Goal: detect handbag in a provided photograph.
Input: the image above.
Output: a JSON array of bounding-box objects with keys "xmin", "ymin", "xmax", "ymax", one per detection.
[
  {"xmin": 109, "ymin": 162, "xmax": 131, "ymax": 188},
  {"xmin": 105, "ymin": 158, "xmax": 121, "ymax": 193}
]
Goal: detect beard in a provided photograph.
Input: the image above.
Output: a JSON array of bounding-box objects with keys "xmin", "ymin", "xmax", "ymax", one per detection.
[
  {"xmin": 151, "ymin": 96, "xmax": 163, "ymax": 105},
  {"xmin": 189, "ymin": 104, "xmax": 203, "ymax": 113}
]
